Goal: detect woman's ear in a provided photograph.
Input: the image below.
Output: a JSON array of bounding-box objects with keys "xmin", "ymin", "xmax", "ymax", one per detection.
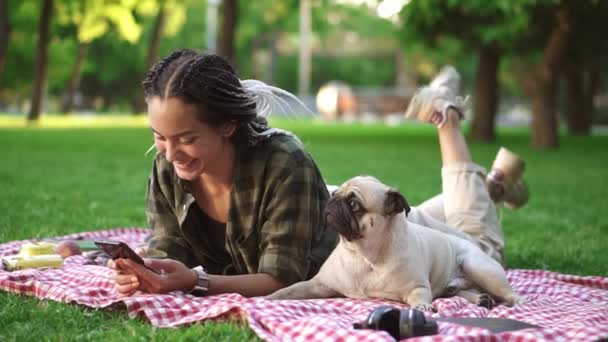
[{"xmin": 220, "ymin": 121, "xmax": 237, "ymax": 138}]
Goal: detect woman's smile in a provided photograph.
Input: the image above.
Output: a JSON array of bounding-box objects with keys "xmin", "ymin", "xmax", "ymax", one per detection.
[{"xmin": 173, "ymin": 158, "xmax": 197, "ymax": 171}]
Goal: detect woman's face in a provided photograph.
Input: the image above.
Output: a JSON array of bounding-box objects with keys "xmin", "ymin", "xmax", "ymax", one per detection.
[{"xmin": 147, "ymin": 96, "xmax": 233, "ymax": 181}]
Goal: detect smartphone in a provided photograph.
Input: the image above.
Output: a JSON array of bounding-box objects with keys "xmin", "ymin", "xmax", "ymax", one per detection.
[{"xmin": 94, "ymin": 240, "xmax": 159, "ymax": 273}]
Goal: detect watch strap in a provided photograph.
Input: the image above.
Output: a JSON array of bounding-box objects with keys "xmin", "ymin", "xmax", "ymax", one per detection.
[{"xmin": 191, "ymin": 266, "xmax": 209, "ymax": 294}]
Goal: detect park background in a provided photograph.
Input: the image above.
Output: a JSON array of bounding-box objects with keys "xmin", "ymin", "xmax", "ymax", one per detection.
[{"xmin": 1, "ymin": 0, "xmax": 607, "ymax": 340}]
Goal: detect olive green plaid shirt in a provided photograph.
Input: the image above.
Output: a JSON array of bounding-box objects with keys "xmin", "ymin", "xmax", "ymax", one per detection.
[{"xmin": 145, "ymin": 134, "xmax": 337, "ymax": 286}]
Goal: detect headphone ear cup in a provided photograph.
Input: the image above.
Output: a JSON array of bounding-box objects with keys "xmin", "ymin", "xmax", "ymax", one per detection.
[
  {"xmin": 353, "ymin": 306, "xmax": 402, "ymax": 340},
  {"xmin": 399, "ymin": 309, "xmax": 438, "ymax": 339},
  {"xmin": 399, "ymin": 309, "xmax": 416, "ymax": 338},
  {"xmin": 364, "ymin": 305, "xmax": 394, "ymax": 329},
  {"xmin": 375, "ymin": 307, "xmax": 401, "ymax": 340}
]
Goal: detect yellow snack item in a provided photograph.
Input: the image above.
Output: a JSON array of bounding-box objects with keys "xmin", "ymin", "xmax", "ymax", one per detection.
[
  {"xmin": 2, "ymin": 254, "xmax": 64, "ymax": 271},
  {"xmin": 20, "ymin": 242, "xmax": 57, "ymax": 256}
]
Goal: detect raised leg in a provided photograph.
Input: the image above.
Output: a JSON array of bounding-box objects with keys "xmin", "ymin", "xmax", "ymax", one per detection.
[
  {"xmin": 414, "ymin": 194, "xmax": 446, "ymax": 223},
  {"xmin": 405, "ymin": 66, "xmax": 504, "ymax": 263},
  {"xmin": 436, "ymin": 109, "xmax": 472, "ymax": 166}
]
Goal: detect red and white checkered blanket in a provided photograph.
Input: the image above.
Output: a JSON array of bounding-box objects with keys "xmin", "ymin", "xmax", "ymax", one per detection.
[{"xmin": 1, "ymin": 228, "xmax": 607, "ymax": 341}]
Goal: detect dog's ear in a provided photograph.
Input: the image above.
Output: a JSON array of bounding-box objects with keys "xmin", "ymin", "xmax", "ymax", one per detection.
[{"xmin": 384, "ymin": 188, "xmax": 410, "ymax": 217}]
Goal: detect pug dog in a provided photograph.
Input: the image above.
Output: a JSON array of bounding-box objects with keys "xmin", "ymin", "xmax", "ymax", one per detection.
[{"xmin": 268, "ymin": 176, "xmax": 523, "ymax": 310}]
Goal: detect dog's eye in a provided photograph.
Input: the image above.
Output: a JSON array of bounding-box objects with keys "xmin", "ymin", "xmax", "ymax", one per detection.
[{"xmin": 349, "ymin": 199, "xmax": 360, "ymax": 212}]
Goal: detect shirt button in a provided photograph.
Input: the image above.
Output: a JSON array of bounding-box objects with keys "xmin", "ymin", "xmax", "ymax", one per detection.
[{"xmin": 183, "ymin": 205, "xmax": 186, "ymax": 210}]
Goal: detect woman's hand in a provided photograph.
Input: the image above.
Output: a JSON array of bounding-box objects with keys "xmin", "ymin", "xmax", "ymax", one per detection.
[
  {"xmin": 105, "ymin": 246, "xmax": 148, "ymax": 270},
  {"xmin": 112, "ymin": 258, "xmax": 197, "ymax": 296}
]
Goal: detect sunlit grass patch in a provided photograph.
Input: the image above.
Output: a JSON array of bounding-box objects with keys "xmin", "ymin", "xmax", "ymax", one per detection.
[{"xmin": 0, "ymin": 113, "xmax": 149, "ymax": 128}]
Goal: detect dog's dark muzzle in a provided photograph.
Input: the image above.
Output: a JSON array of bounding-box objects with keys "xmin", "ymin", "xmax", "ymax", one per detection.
[{"xmin": 324, "ymin": 196, "xmax": 361, "ymax": 241}]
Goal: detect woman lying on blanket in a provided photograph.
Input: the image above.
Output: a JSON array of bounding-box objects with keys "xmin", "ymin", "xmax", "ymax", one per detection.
[
  {"xmin": 110, "ymin": 49, "xmax": 336, "ymax": 296},
  {"xmin": 110, "ymin": 49, "xmax": 529, "ymax": 297}
]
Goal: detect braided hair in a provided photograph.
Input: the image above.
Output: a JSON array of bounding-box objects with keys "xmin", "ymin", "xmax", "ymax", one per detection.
[{"xmin": 142, "ymin": 49, "xmax": 270, "ymax": 147}]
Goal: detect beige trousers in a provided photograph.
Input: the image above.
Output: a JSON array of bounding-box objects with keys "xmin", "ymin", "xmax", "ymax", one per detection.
[
  {"xmin": 406, "ymin": 162, "xmax": 504, "ymax": 263},
  {"xmin": 326, "ymin": 162, "xmax": 504, "ymax": 263}
]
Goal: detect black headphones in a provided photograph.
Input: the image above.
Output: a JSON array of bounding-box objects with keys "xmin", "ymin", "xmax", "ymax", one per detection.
[{"xmin": 353, "ymin": 306, "xmax": 438, "ymax": 340}]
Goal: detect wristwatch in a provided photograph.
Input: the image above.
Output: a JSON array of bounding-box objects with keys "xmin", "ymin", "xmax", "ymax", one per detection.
[{"xmin": 191, "ymin": 266, "xmax": 209, "ymax": 293}]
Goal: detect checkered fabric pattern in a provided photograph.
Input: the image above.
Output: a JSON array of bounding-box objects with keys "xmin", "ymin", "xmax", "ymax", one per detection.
[{"xmin": 1, "ymin": 228, "xmax": 607, "ymax": 341}]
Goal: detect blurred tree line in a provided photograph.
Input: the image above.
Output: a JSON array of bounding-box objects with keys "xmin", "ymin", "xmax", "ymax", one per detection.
[
  {"xmin": 400, "ymin": 0, "xmax": 608, "ymax": 148},
  {"xmin": 0, "ymin": 0, "xmax": 398, "ymax": 116},
  {"xmin": 0, "ymin": 0, "xmax": 607, "ymax": 149}
]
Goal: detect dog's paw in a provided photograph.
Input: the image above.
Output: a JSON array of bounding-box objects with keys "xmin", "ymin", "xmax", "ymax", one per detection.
[
  {"xmin": 505, "ymin": 294, "xmax": 525, "ymax": 306},
  {"xmin": 476, "ymin": 293, "xmax": 496, "ymax": 309},
  {"xmin": 413, "ymin": 303, "xmax": 436, "ymax": 312}
]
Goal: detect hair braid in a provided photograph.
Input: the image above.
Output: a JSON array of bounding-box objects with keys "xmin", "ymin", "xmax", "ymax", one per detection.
[
  {"xmin": 175, "ymin": 56, "xmax": 258, "ymax": 122},
  {"xmin": 178, "ymin": 56, "xmax": 204, "ymax": 94},
  {"xmin": 143, "ymin": 49, "xmax": 193, "ymax": 97},
  {"xmin": 142, "ymin": 49, "xmax": 280, "ymax": 147}
]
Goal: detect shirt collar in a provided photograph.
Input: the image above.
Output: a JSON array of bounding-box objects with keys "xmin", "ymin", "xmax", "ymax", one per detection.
[{"xmin": 174, "ymin": 174, "xmax": 195, "ymax": 225}]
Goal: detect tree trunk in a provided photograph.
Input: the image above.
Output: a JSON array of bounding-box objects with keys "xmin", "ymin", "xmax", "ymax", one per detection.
[
  {"xmin": 525, "ymin": 8, "xmax": 571, "ymax": 150},
  {"xmin": 133, "ymin": 5, "xmax": 166, "ymax": 114},
  {"xmin": 218, "ymin": 0, "xmax": 237, "ymax": 62},
  {"xmin": 585, "ymin": 71, "xmax": 599, "ymax": 128},
  {"xmin": 527, "ymin": 71, "xmax": 559, "ymax": 148},
  {"xmin": 565, "ymin": 61, "xmax": 597, "ymax": 135},
  {"xmin": 145, "ymin": 6, "xmax": 165, "ymax": 75},
  {"xmin": 394, "ymin": 48, "xmax": 409, "ymax": 89},
  {"xmin": 298, "ymin": 0, "xmax": 311, "ymax": 97},
  {"xmin": 61, "ymin": 42, "xmax": 88, "ymax": 113},
  {"xmin": 248, "ymin": 33, "xmax": 265, "ymax": 80},
  {"xmin": 268, "ymin": 31, "xmax": 278, "ymax": 84},
  {"xmin": 0, "ymin": 0, "xmax": 10, "ymax": 79},
  {"xmin": 28, "ymin": 0, "xmax": 53, "ymax": 121},
  {"xmin": 470, "ymin": 45, "xmax": 500, "ymax": 142}
]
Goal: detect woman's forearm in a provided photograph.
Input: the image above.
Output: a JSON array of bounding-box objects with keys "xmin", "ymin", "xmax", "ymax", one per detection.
[{"xmin": 207, "ymin": 273, "xmax": 286, "ymax": 297}]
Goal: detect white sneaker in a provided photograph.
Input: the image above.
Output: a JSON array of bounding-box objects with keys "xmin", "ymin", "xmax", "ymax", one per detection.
[
  {"xmin": 404, "ymin": 66, "xmax": 467, "ymax": 128},
  {"xmin": 486, "ymin": 147, "xmax": 529, "ymax": 209}
]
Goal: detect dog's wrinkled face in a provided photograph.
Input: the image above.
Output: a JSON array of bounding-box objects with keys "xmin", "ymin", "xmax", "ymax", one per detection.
[{"xmin": 325, "ymin": 176, "xmax": 410, "ymax": 241}]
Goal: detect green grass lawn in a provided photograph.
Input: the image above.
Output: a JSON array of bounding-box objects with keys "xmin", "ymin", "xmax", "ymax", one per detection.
[{"xmin": 1, "ymin": 115, "xmax": 607, "ymax": 340}]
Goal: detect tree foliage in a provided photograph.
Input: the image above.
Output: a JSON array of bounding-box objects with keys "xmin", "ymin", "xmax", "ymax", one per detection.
[
  {"xmin": 1, "ymin": 0, "xmax": 606, "ymax": 127},
  {"xmin": 399, "ymin": 0, "xmax": 608, "ymax": 148},
  {"xmin": 55, "ymin": 0, "xmax": 142, "ymax": 44}
]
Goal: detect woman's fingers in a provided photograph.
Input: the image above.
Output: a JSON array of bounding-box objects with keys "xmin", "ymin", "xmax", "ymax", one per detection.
[
  {"xmin": 110, "ymin": 258, "xmax": 191, "ymax": 294},
  {"xmin": 119, "ymin": 259, "xmax": 165, "ymax": 293},
  {"xmin": 114, "ymin": 272, "xmax": 138, "ymax": 285},
  {"xmin": 121, "ymin": 259, "xmax": 156, "ymax": 278},
  {"xmin": 135, "ymin": 247, "xmax": 148, "ymax": 258},
  {"xmin": 116, "ymin": 281, "xmax": 139, "ymax": 295},
  {"xmin": 106, "ymin": 258, "xmax": 117, "ymax": 269},
  {"xmin": 112, "ymin": 259, "xmax": 142, "ymax": 295},
  {"xmin": 113, "ymin": 273, "xmax": 140, "ymax": 295}
]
